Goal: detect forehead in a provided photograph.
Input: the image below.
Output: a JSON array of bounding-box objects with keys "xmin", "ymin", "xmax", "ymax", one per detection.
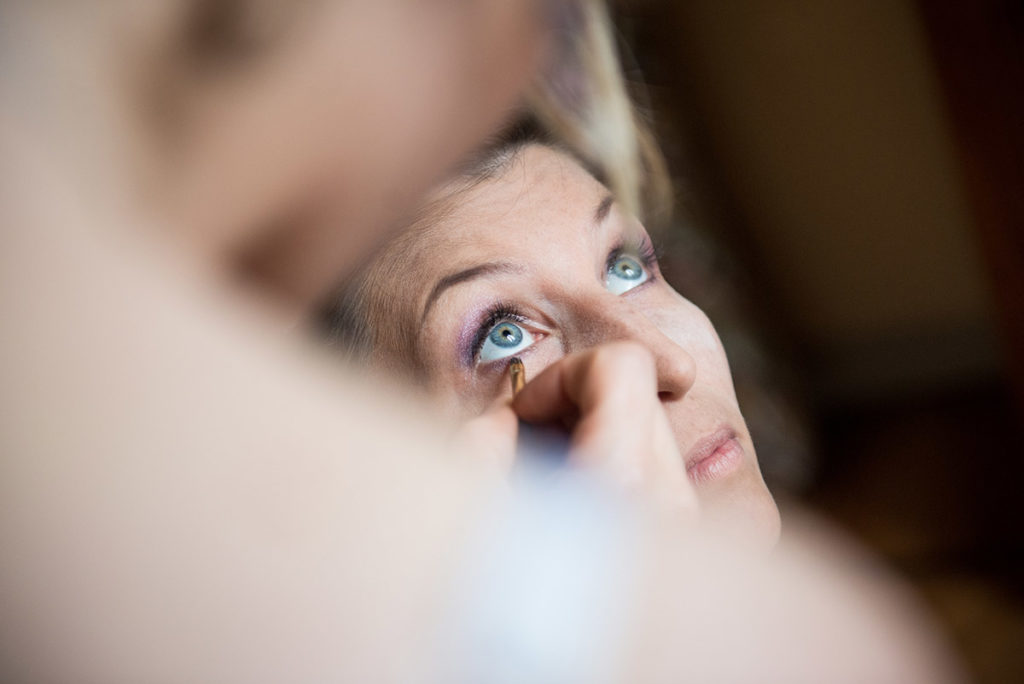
[
  {"xmin": 363, "ymin": 145, "xmax": 609, "ymax": 354},
  {"xmin": 416, "ymin": 145, "xmax": 607, "ymax": 261}
]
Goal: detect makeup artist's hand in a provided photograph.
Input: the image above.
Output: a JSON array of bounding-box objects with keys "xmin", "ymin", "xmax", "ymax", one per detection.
[
  {"xmin": 452, "ymin": 399, "xmax": 521, "ymax": 475},
  {"xmin": 454, "ymin": 343, "xmax": 698, "ymax": 513}
]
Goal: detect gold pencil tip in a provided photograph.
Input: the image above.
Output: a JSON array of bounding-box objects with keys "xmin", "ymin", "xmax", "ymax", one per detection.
[{"xmin": 509, "ymin": 357, "xmax": 525, "ymax": 396}]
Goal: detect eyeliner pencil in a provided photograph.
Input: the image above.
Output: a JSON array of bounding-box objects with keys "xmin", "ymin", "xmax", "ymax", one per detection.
[
  {"xmin": 509, "ymin": 357, "xmax": 571, "ymax": 463},
  {"xmin": 509, "ymin": 357, "xmax": 525, "ymax": 397}
]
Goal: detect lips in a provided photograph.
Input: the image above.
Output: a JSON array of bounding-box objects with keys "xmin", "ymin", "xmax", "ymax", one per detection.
[{"xmin": 684, "ymin": 426, "xmax": 744, "ymax": 485}]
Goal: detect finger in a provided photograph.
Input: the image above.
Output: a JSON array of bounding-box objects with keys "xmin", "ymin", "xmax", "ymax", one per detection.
[
  {"xmin": 512, "ymin": 342, "xmax": 658, "ymax": 423},
  {"xmin": 451, "ymin": 401, "xmax": 519, "ymax": 475},
  {"xmin": 512, "ymin": 343, "xmax": 698, "ymax": 513},
  {"xmin": 513, "ymin": 343, "xmax": 659, "ymax": 462}
]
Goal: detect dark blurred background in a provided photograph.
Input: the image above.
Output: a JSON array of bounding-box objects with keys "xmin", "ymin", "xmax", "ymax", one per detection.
[{"xmin": 610, "ymin": 0, "xmax": 1024, "ymax": 680}]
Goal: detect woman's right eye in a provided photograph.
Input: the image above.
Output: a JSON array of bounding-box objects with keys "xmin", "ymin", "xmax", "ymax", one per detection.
[{"xmin": 478, "ymin": 321, "xmax": 535, "ymax": 363}]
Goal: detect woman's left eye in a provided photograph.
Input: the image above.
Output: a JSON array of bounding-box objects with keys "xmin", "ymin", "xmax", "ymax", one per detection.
[
  {"xmin": 605, "ymin": 254, "xmax": 650, "ymax": 295},
  {"xmin": 478, "ymin": 320, "xmax": 535, "ymax": 363}
]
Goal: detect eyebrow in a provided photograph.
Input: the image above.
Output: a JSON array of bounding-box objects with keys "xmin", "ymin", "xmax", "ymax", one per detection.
[
  {"xmin": 420, "ymin": 262, "xmax": 522, "ymax": 325},
  {"xmin": 595, "ymin": 194, "xmax": 614, "ymax": 225},
  {"xmin": 418, "ymin": 195, "xmax": 616, "ymax": 325}
]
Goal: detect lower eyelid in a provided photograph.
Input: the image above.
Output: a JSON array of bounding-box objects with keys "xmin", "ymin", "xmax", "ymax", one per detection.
[{"xmin": 476, "ymin": 330, "xmax": 545, "ymax": 369}]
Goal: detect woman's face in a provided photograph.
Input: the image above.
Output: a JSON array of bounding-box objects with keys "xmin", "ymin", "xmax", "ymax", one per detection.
[{"xmin": 368, "ymin": 144, "xmax": 780, "ymax": 543}]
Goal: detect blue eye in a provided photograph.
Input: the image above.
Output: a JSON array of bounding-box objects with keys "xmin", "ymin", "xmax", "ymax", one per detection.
[
  {"xmin": 606, "ymin": 254, "xmax": 649, "ymax": 295},
  {"xmin": 479, "ymin": 320, "xmax": 535, "ymax": 363}
]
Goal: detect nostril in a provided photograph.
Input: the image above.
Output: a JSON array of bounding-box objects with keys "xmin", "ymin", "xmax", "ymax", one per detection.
[{"xmin": 655, "ymin": 347, "xmax": 697, "ymax": 401}]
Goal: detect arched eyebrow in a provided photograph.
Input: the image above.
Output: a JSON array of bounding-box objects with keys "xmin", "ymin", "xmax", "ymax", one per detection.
[
  {"xmin": 420, "ymin": 262, "xmax": 523, "ymax": 325},
  {"xmin": 419, "ymin": 194, "xmax": 614, "ymax": 325},
  {"xmin": 594, "ymin": 194, "xmax": 614, "ymax": 225}
]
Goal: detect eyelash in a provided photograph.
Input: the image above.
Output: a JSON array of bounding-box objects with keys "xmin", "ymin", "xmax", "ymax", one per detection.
[
  {"xmin": 469, "ymin": 303, "xmax": 527, "ymax": 364},
  {"xmin": 469, "ymin": 238, "xmax": 662, "ymax": 364},
  {"xmin": 607, "ymin": 235, "xmax": 660, "ymax": 276}
]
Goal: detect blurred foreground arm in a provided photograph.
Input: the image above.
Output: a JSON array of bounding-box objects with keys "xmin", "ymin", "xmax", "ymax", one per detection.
[
  {"xmin": 0, "ymin": 169, "xmax": 964, "ymax": 682},
  {"xmin": 0, "ymin": 0, "xmax": 964, "ymax": 679}
]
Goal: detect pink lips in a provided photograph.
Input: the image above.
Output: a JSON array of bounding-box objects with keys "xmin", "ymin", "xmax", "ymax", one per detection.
[{"xmin": 685, "ymin": 427, "xmax": 744, "ymax": 485}]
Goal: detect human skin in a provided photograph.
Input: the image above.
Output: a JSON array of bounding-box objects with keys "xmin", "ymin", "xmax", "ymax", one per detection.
[
  {"xmin": 1, "ymin": 0, "xmax": 548, "ymax": 312},
  {"xmin": 0, "ymin": 1, "xmax": 550, "ymax": 680},
  {"xmin": 0, "ymin": 2, "xmax": 962, "ymax": 680},
  {"xmin": 358, "ymin": 144, "xmax": 781, "ymax": 546}
]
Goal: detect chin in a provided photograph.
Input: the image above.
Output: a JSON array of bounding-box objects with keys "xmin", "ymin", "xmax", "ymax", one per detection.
[
  {"xmin": 747, "ymin": 494, "xmax": 782, "ymax": 550},
  {"xmin": 702, "ymin": 478, "xmax": 781, "ymax": 550}
]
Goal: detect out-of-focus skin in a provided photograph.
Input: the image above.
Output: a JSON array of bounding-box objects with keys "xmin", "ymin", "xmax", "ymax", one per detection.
[
  {"xmin": 357, "ymin": 145, "xmax": 779, "ymax": 546},
  {"xmin": 622, "ymin": 513, "xmax": 967, "ymax": 683},
  {"xmin": 168, "ymin": 0, "xmax": 548, "ymax": 306},
  {"xmin": 1, "ymin": 1, "xmax": 549, "ymax": 681},
  {"xmin": 0, "ymin": 1, "xmax": 964, "ymax": 682},
  {"xmin": 1, "ymin": 0, "xmax": 547, "ymax": 310}
]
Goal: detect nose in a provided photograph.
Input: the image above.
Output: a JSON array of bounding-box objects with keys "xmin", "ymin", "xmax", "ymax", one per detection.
[
  {"xmin": 571, "ymin": 297, "xmax": 697, "ymax": 402},
  {"xmin": 654, "ymin": 344, "xmax": 698, "ymax": 401}
]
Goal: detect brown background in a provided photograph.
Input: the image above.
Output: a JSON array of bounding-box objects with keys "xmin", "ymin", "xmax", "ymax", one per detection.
[{"xmin": 611, "ymin": 1, "xmax": 1024, "ymax": 680}]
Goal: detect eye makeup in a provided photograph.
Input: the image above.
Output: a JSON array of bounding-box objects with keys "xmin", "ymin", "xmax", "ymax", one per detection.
[
  {"xmin": 463, "ymin": 234, "xmax": 663, "ymax": 367},
  {"xmin": 606, "ymin": 232, "xmax": 660, "ymax": 279},
  {"xmin": 466, "ymin": 302, "xmax": 529, "ymax": 365}
]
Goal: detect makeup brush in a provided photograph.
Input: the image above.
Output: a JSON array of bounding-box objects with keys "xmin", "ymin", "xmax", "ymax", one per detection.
[
  {"xmin": 510, "ymin": 357, "xmax": 526, "ymax": 396},
  {"xmin": 508, "ymin": 357, "xmax": 570, "ymax": 465}
]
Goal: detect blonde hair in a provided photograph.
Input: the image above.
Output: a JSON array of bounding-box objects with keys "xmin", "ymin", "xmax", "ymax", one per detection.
[
  {"xmin": 319, "ymin": 0, "xmax": 672, "ymax": 358},
  {"xmin": 527, "ymin": 0, "xmax": 671, "ymax": 227}
]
